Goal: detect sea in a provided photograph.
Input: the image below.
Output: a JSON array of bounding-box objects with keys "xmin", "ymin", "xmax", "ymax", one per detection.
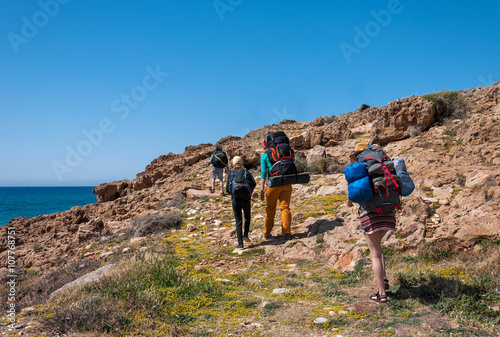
[{"xmin": 0, "ymin": 186, "xmax": 97, "ymax": 227}]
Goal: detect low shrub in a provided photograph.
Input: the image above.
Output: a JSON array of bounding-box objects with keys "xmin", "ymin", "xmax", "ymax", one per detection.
[
  {"xmin": 51, "ymin": 296, "xmax": 130, "ymax": 333},
  {"xmin": 409, "ymin": 125, "xmax": 423, "ymax": 138},
  {"xmin": 295, "ymin": 153, "xmax": 344, "ymax": 175},
  {"xmin": 295, "ymin": 152, "xmax": 308, "ymax": 173},
  {"xmin": 0, "ymin": 260, "xmax": 101, "ymax": 311},
  {"xmin": 456, "ymin": 173, "xmax": 467, "ymax": 187},
  {"xmin": 352, "ymin": 131, "xmax": 365, "ymax": 138},
  {"xmin": 167, "ymin": 193, "xmax": 187, "ymax": 209},
  {"xmin": 132, "ymin": 214, "xmax": 183, "ymax": 237},
  {"xmin": 309, "ymin": 157, "xmax": 343, "ymax": 174},
  {"xmin": 422, "ymin": 90, "xmax": 470, "ymax": 123}
]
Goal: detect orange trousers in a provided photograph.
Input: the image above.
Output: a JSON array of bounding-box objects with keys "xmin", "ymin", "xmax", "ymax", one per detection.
[{"xmin": 263, "ymin": 184, "xmax": 292, "ymax": 236}]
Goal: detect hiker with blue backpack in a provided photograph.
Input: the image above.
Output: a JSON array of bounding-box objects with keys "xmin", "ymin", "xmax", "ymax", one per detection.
[
  {"xmin": 344, "ymin": 142, "xmax": 414, "ymax": 304},
  {"xmin": 226, "ymin": 156, "xmax": 256, "ymax": 250},
  {"xmin": 209, "ymin": 145, "xmax": 229, "ymax": 195}
]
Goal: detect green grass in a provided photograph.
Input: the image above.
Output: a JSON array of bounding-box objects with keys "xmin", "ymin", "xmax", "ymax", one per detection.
[
  {"xmin": 316, "ymin": 233, "xmax": 325, "ymax": 244},
  {"xmin": 48, "ymin": 250, "xmax": 237, "ymax": 334},
  {"xmin": 389, "ymin": 250, "xmax": 500, "ymax": 334},
  {"xmin": 263, "ymin": 301, "xmax": 283, "ymax": 316},
  {"xmin": 337, "ymin": 259, "xmax": 369, "ymax": 286}
]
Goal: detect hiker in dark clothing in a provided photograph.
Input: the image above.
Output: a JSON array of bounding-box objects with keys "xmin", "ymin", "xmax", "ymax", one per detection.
[
  {"xmin": 226, "ymin": 156, "xmax": 256, "ymax": 250},
  {"xmin": 209, "ymin": 145, "xmax": 229, "ymax": 195}
]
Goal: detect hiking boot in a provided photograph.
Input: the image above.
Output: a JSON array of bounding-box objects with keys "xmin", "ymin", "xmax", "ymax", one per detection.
[
  {"xmin": 243, "ymin": 236, "xmax": 251, "ymax": 243},
  {"xmin": 264, "ymin": 235, "xmax": 273, "ymax": 241},
  {"xmin": 282, "ymin": 233, "xmax": 292, "ymax": 241},
  {"xmin": 235, "ymin": 244, "xmax": 244, "ymax": 249}
]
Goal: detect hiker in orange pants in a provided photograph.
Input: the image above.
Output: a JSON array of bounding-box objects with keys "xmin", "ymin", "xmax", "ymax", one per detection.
[
  {"xmin": 262, "ymin": 184, "xmax": 292, "ymax": 239},
  {"xmin": 260, "ymin": 139, "xmax": 293, "ymax": 240}
]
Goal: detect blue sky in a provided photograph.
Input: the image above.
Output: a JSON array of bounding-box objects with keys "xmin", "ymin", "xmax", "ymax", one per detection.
[{"xmin": 1, "ymin": 0, "xmax": 499, "ymax": 186}]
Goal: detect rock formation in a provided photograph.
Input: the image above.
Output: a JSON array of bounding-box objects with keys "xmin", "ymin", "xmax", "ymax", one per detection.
[{"xmin": 1, "ymin": 82, "xmax": 499, "ymax": 272}]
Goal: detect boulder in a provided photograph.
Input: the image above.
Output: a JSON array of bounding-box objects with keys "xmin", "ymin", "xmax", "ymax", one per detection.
[
  {"xmin": 371, "ymin": 96, "xmax": 435, "ymax": 145},
  {"xmin": 186, "ymin": 189, "xmax": 210, "ymax": 200},
  {"xmin": 49, "ymin": 264, "xmax": 115, "ymax": 299},
  {"xmin": 290, "ymin": 133, "xmax": 308, "ymax": 150},
  {"xmin": 307, "ymin": 145, "xmax": 327, "ymax": 164},
  {"xmin": 93, "ymin": 180, "xmax": 131, "ymax": 203}
]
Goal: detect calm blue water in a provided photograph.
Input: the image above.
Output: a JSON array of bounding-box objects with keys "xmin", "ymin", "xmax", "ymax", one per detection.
[{"xmin": 0, "ymin": 187, "xmax": 97, "ymax": 226}]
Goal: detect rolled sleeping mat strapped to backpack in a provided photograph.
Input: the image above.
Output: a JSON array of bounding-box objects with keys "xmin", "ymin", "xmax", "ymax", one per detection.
[
  {"xmin": 267, "ymin": 172, "xmax": 311, "ymax": 187},
  {"xmin": 348, "ymin": 176, "xmax": 373, "ymax": 203},
  {"xmin": 344, "ymin": 162, "xmax": 368, "ymax": 183},
  {"xmin": 344, "ymin": 162, "xmax": 373, "ymax": 203},
  {"xmin": 393, "ymin": 158, "xmax": 415, "ymax": 196}
]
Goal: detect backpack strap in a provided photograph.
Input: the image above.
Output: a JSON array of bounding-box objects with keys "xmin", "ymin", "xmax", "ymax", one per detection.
[
  {"xmin": 215, "ymin": 153, "xmax": 227, "ymax": 167},
  {"xmin": 271, "ymin": 161, "xmax": 283, "ymax": 176},
  {"xmin": 381, "ymin": 163, "xmax": 400, "ymax": 189},
  {"xmin": 244, "ymin": 170, "xmax": 253, "ymax": 192},
  {"xmin": 230, "ymin": 171, "xmax": 235, "ymax": 194}
]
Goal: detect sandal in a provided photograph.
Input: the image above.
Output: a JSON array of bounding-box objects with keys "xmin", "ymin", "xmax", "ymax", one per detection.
[
  {"xmin": 384, "ymin": 278, "xmax": 389, "ymax": 290},
  {"xmin": 368, "ymin": 291, "xmax": 388, "ymax": 303}
]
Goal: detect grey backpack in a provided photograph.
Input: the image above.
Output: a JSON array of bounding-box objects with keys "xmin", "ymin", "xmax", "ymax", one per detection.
[{"xmin": 357, "ymin": 148, "xmax": 402, "ymax": 215}]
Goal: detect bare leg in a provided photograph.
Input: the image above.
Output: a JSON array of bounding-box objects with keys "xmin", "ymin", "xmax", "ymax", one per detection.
[
  {"xmin": 381, "ymin": 252, "xmax": 387, "ymax": 281},
  {"xmin": 364, "ymin": 230, "xmax": 388, "ymax": 299}
]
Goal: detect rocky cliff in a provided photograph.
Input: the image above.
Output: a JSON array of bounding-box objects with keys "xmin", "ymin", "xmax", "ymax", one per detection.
[{"xmin": 1, "ymin": 82, "xmax": 499, "ymax": 272}]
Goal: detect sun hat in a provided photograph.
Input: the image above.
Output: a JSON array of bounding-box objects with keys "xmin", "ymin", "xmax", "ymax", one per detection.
[
  {"xmin": 232, "ymin": 156, "xmax": 243, "ymax": 165},
  {"xmin": 350, "ymin": 142, "xmax": 370, "ymax": 158}
]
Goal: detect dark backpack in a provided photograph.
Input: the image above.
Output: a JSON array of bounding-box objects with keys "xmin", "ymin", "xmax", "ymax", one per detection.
[
  {"xmin": 266, "ymin": 130, "xmax": 298, "ymax": 177},
  {"xmin": 357, "ymin": 148, "xmax": 402, "ymax": 215},
  {"xmin": 229, "ymin": 168, "xmax": 252, "ymax": 199},
  {"xmin": 211, "ymin": 150, "xmax": 228, "ymax": 168},
  {"xmin": 266, "ymin": 130, "xmax": 289, "ymax": 146}
]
